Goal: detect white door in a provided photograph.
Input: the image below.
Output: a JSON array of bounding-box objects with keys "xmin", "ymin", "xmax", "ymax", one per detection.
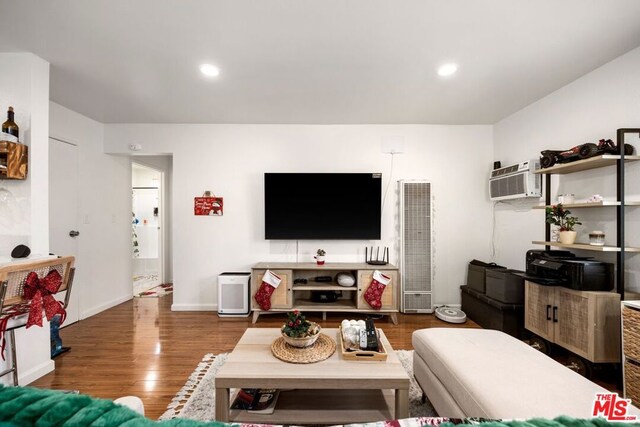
[{"xmin": 49, "ymin": 137, "xmax": 80, "ymax": 325}]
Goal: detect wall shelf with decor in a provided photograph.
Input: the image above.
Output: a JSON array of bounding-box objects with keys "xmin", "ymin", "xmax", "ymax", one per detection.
[
  {"xmin": 532, "ymin": 154, "xmax": 640, "ymax": 175},
  {"xmin": 531, "ymin": 128, "xmax": 640, "ymax": 299},
  {"xmin": 532, "ymin": 241, "xmax": 640, "ymax": 253},
  {"xmin": 532, "ymin": 201, "xmax": 640, "ymax": 209},
  {"xmin": 0, "ymin": 140, "xmax": 28, "ymax": 180}
]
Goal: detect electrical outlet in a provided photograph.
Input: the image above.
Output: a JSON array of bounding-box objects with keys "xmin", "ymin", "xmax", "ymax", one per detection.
[{"xmin": 83, "ymin": 214, "xmax": 90, "ymax": 224}]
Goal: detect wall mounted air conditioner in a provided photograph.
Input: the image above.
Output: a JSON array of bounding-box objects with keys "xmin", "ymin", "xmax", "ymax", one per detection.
[{"xmin": 489, "ymin": 159, "xmax": 541, "ymax": 201}]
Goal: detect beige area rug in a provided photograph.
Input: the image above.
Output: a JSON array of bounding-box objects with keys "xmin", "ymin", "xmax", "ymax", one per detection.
[{"xmin": 159, "ymin": 350, "xmax": 436, "ymax": 421}]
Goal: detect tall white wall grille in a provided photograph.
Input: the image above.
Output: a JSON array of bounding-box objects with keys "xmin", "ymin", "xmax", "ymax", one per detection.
[{"xmin": 399, "ymin": 180, "xmax": 434, "ymax": 313}]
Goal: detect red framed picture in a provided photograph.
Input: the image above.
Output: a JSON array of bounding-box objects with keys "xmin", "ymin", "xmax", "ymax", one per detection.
[{"xmin": 194, "ymin": 197, "xmax": 223, "ymax": 216}]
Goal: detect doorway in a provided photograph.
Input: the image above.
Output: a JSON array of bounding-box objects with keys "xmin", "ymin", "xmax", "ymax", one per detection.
[{"xmin": 132, "ymin": 163, "xmax": 163, "ymax": 296}]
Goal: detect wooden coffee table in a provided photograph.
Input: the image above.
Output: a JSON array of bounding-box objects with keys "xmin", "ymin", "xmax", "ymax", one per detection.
[{"xmin": 215, "ymin": 328, "xmax": 410, "ymax": 424}]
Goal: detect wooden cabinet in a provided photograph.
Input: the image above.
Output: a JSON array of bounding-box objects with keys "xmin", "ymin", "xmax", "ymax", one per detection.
[
  {"xmin": 251, "ymin": 263, "xmax": 399, "ymax": 324},
  {"xmin": 525, "ymin": 280, "xmax": 620, "ymax": 363},
  {"xmin": 357, "ymin": 270, "xmax": 398, "ymax": 311},
  {"xmin": 622, "ymin": 301, "xmax": 640, "ymax": 406},
  {"xmin": 524, "ymin": 281, "xmax": 555, "ymax": 341},
  {"xmin": 251, "ymin": 269, "xmax": 292, "ymax": 310},
  {"xmin": 0, "ymin": 140, "xmax": 28, "ymax": 180}
]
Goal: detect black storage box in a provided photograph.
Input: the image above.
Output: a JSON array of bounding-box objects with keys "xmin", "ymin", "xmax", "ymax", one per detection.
[
  {"xmin": 461, "ymin": 285, "xmax": 525, "ymax": 339},
  {"xmin": 467, "ymin": 260, "xmax": 505, "ymax": 293},
  {"xmin": 485, "ymin": 268, "xmax": 525, "ymax": 304}
]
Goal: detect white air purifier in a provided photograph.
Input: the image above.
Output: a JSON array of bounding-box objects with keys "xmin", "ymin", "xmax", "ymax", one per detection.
[{"xmin": 217, "ymin": 272, "xmax": 251, "ymax": 317}]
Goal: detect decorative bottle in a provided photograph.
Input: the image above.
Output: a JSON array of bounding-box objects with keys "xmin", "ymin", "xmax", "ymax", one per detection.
[{"xmin": 2, "ymin": 106, "xmax": 19, "ymax": 141}]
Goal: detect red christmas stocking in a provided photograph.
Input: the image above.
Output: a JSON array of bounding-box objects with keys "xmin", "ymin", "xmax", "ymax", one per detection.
[
  {"xmin": 363, "ymin": 270, "xmax": 391, "ymax": 310},
  {"xmin": 254, "ymin": 270, "xmax": 282, "ymax": 311}
]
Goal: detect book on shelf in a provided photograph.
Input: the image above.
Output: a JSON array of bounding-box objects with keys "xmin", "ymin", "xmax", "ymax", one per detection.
[{"xmin": 230, "ymin": 388, "xmax": 280, "ymax": 414}]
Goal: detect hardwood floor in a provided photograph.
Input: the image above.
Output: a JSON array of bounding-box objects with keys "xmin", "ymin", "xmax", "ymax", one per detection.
[{"xmin": 30, "ymin": 295, "xmax": 478, "ymax": 419}]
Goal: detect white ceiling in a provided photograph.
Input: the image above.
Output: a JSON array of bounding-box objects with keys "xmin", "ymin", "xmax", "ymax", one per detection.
[{"xmin": 1, "ymin": 1, "xmax": 639, "ymax": 124}]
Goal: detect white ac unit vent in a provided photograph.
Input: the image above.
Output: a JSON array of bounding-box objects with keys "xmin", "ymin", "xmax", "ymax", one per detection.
[
  {"xmin": 399, "ymin": 180, "xmax": 434, "ymax": 313},
  {"xmin": 489, "ymin": 159, "xmax": 541, "ymax": 201}
]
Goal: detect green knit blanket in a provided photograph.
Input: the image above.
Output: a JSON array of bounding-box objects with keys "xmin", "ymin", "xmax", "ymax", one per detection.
[
  {"xmin": 0, "ymin": 385, "xmax": 224, "ymax": 426},
  {"xmin": 0, "ymin": 385, "xmax": 638, "ymax": 427}
]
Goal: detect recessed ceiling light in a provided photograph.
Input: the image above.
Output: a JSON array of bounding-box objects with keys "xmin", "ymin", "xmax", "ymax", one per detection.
[
  {"xmin": 200, "ymin": 64, "xmax": 220, "ymax": 78},
  {"xmin": 437, "ymin": 63, "xmax": 458, "ymax": 77}
]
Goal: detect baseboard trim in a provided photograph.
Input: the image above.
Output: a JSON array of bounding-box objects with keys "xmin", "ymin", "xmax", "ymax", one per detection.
[
  {"xmin": 81, "ymin": 294, "xmax": 132, "ymax": 320},
  {"xmin": 171, "ymin": 303, "xmax": 217, "ymax": 312},
  {"xmin": 21, "ymin": 359, "xmax": 55, "ymax": 386}
]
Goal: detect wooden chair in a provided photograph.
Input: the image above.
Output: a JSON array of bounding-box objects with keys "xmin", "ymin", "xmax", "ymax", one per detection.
[{"xmin": 0, "ymin": 256, "xmax": 75, "ymax": 385}]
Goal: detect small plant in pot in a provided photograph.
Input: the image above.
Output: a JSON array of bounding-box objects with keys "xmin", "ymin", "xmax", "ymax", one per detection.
[
  {"xmin": 281, "ymin": 310, "xmax": 321, "ymax": 348},
  {"xmin": 314, "ymin": 249, "xmax": 326, "ymax": 265},
  {"xmin": 546, "ymin": 204, "xmax": 581, "ymax": 245}
]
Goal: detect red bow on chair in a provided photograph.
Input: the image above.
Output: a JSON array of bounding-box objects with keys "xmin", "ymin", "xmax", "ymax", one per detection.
[{"xmin": 23, "ymin": 270, "xmax": 66, "ymax": 328}]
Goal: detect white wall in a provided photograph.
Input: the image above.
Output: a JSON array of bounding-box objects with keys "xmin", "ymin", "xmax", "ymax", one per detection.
[
  {"xmin": 49, "ymin": 102, "xmax": 133, "ymax": 319},
  {"xmin": 0, "ymin": 53, "xmax": 52, "ymax": 385},
  {"xmin": 104, "ymin": 124, "xmax": 493, "ymax": 308},
  {"xmin": 494, "ymin": 46, "xmax": 640, "ymax": 293},
  {"xmin": 0, "ymin": 53, "xmax": 49, "ymax": 256}
]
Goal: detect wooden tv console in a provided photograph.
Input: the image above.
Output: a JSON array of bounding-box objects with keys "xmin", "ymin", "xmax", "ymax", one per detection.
[{"xmin": 250, "ymin": 262, "xmax": 400, "ymax": 324}]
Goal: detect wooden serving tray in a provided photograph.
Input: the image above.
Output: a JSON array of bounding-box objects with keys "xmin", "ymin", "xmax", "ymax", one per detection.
[{"xmin": 338, "ymin": 326, "xmax": 388, "ymax": 361}]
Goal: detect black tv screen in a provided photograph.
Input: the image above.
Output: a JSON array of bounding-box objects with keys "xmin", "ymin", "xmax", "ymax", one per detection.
[{"xmin": 265, "ymin": 173, "xmax": 382, "ymax": 239}]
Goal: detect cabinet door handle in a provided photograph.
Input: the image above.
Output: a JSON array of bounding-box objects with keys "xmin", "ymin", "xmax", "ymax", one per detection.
[
  {"xmin": 553, "ymin": 306, "xmax": 558, "ymax": 323},
  {"xmin": 546, "ymin": 305, "xmax": 552, "ymax": 320}
]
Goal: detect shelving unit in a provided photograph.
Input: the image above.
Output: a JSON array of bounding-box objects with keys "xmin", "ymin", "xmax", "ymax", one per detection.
[
  {"xmin": 250, "ymin": 262, "xmax": 399, "ymax": 324},
  {"xmin": 532, "ymin": 128, "xmax": 640, "ymax": 299}
]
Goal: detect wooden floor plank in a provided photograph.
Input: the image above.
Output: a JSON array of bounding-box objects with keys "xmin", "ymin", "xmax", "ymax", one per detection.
[{"xmin": 29, "ymin": 295, "xmax": 477, "ymax": 419}]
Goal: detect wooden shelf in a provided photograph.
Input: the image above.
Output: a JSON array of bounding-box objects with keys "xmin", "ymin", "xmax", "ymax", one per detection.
[
  {"xmin": 229, "ymin": 389, "xmax": 394, "ymax": 424},
  {"xmin": 294, "ymin": 299, "xmax": 358, "ymax": 310},
  {"xmin": 532, "ymin": 201, "xmax": 640, "ymax": 209},
  {"xmin": 253, "ymin": 262, "xmax": 397, "ymax": 270},
  {"xmin": 293, "ymin": 283, "xmax": 357, "ymax": 291},
  {"xmin": 532, "ymin": 241, "xmax": 640, "ymax": 253},
  {"xmin": 534, "ymin": 154, "xmax": 640, "ymax": 175}
]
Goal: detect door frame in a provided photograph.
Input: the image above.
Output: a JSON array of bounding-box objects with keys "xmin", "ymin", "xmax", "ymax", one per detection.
[{"xmin": 131, "ymin": 161, "xmax": 165, "ymax": 285}]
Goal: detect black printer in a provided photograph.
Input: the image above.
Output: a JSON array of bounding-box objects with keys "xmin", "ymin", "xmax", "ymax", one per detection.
[{"xmin": 525, "ymin": 250, "xmax": 614, "ymax": 291}]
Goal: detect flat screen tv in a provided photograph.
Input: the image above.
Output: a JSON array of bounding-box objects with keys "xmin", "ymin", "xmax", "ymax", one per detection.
[{"xmin": 265, "ymin": 173, "xmax": 382, "ymax": 240}]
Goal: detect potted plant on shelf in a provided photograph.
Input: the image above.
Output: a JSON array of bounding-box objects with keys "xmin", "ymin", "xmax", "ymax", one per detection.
[
  {"xmin": 315, "ymin": 249, "xmax": 326, "ymax": 265},
  {"xmin": 546, "ymin": 204, "xmax": 582, "ymax": 245},
  {"xmin": 281, "ymin": 310, "xmax": 321, "ymax": 348}
]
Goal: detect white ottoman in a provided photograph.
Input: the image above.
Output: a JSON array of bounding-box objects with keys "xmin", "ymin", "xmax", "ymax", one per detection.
[{"xmin": 412, "ymin": 328, "xmax": 639, "ymax": 419}]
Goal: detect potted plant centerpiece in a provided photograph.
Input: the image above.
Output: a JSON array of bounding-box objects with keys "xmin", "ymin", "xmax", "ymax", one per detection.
[
  {"xmin": 315, "ymin": 249, "xmax": 326, "ymax": 265},
  {"xmin": 546, "ymin": 204, "xmax": 582, "ymax": 245},
  {"xmin": 281, "ymin": 310, "xmax": 321, "ymax": 348}
]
